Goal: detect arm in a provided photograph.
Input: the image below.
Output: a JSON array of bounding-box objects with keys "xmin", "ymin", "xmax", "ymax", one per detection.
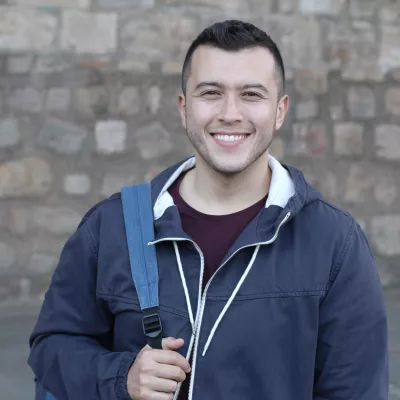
[
  {"xmin": 313, "ymin": 222, "xmax": 389, "ymax": 400},
  {"xmin": 28, "ymin": 219, "xmax": 135, "ymax": 400}
]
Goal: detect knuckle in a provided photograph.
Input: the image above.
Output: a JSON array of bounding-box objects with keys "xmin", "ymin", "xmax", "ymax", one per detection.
[
  {"xmin": 175, "ymin": 367, "xmax": 185, "ymax": 381},
  {"xmin": 141, "ymin": 362, "xmax": 155, "ymax": 376},
  {"xmin": 140, "ymin": 389, "xmax": 151, "ymax": 400},
  {"xmin": 141, "ymin": 348, "xmax": 152, "ymax": 359},
  {"xmin": 173, "ymin": 353, "xmax": 181, "ymax": 364},
  {"xmin": 138, "ymin": 374, "xmax": 147, "ymax": 387}
]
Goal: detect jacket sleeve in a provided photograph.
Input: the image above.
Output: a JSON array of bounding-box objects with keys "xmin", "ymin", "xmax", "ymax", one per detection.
[
  {"xmin": 313, "ymin": 221, "xmax": 389, "ymax": 400},
  {"xmin": 28, "ymin": 218, "xmax": 136, "ymax": 400}
]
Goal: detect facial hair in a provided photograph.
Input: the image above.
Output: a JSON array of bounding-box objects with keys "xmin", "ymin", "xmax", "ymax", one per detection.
[{"xmin": 184, "ymin": 117, "xmax": 276, "ymax": 177}]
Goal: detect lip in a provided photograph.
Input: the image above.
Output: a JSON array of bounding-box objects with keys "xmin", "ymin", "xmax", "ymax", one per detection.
[
  {"xmin": 210, "ymin": 132, "xmax": 250, "ymax": 148},
  {"xmin": 211, "ymin": 132, "xmax": 250, "ymax": 136}
]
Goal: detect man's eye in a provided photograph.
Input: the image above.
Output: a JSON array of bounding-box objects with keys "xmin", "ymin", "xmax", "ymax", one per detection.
[
  {"xmin": 202, "ymin": 91, "xmax": 220, "ymax": 96},
  {"xmin": 243, "ymin": 92, "xmax": 261, "ymax": 98}
]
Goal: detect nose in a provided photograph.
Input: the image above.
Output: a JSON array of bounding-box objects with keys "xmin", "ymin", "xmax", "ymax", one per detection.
[{"xmin": 218, "ymin": 94, "xmax": 243, "ymax": 124}]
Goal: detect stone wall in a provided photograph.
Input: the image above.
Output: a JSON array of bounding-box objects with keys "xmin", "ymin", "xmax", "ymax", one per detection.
[{"xmin": 0, "ymin": 0, "xmax": 399, "ymax": 302}]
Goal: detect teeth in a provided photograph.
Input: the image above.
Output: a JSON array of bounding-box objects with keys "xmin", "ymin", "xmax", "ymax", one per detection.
[{"xmin": 214, "ymin": 134, "xmax": 246, "ymax": 141}]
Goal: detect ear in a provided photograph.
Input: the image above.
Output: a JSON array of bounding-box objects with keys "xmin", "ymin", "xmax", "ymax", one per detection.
[
  {"xmin": 275, "ymin": 94, "xmax": 289, "ymax": 131},
  {"xmin": 178, "ymin": 93, "xmax": 187, "ymax": 129}
]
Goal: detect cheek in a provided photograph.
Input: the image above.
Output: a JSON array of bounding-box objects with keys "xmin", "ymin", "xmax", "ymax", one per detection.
[
  {"xmin": 187, "ymin": 100, "xmax": 218, "ymax": 128},
  {"xmin": 245, "ymin": 104, "xmax": 276, "ymax": 128}
]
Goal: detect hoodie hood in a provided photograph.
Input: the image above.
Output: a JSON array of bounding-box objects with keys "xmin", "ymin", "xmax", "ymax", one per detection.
[{"xmin": 150, "ymin": 155, "xmax": 321, "ymax": 223}]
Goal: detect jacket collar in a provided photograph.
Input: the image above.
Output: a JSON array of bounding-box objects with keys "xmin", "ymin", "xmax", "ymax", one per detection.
[{"xmin": 152, "ymin": 155, "xmax": 295, "ymax": 221}]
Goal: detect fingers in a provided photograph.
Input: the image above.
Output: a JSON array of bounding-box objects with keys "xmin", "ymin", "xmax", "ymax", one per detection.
[
  {"xmin": 157, "ymin": 364, "xmax": 187, "ymax": 382},
  {"xmin": 149, "ymin": 376, "xmax": 179, "ymax": 393},
  {"xmin": 127, "ymin": 338, "xmax": 190, "ymax": 400},
  {"xmin": 162, "ymin": 337, "xmax": 185, "ymax": 351},
  {"xmin": 152, "ymin": 349, "xmax": 191, "ymax": 374},
  {"xmin": 138, "ymin": 390, "xmax": 174, "ymax": 400}
]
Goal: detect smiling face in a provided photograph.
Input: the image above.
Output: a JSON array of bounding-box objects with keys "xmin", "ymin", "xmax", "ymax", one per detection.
[{"xmin": 179, "ymin": 45, "xmax": 289, "ymax": 176}]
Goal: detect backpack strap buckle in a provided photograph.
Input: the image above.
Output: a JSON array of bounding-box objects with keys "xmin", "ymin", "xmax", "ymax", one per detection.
[{"xmin": 142, "ymin": 307, "xmax": 162, "ymax": 349}]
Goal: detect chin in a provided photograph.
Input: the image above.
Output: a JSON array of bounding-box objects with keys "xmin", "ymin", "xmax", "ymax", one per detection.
[{"xmin": 209, "ymin": 160, "xmax": 250, "ymax": 176}]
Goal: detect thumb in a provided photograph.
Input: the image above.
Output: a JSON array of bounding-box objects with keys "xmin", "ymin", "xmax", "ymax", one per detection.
[{"xmin": 162, "ymin": 337, "xmax": 185, "ymax": 351}]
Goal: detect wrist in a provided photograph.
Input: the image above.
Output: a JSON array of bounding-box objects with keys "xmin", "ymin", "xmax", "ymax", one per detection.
[{"xmin": 115, "ymin": 352, "xmax": 137, "ymax": 400}]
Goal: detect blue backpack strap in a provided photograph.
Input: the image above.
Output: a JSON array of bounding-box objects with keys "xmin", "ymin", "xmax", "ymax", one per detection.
[
  {"xmin": 35, "ymin": 378, "xmax": 57, "ymax": 400},
  {"xmin": 34, "ymin": 184, "xmax": 162, "ymax": 400},
  {"xmin": 46, "ymin": 392, "xmax": 56, "ymax": 400},
  {"xmin": 121, "ymin": 183, "xmax": 163, "ymax": 349}
]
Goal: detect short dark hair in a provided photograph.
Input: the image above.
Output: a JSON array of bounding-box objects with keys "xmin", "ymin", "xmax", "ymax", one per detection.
[{"xmin": 181, "ymin": 20, "xmax": 286, "ymax": 98}]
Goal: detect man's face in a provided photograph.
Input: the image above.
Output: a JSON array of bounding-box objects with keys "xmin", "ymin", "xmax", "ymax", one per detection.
[{"xmin": 179, "ymin": 45, "xmax": 289, "ymax": 175}]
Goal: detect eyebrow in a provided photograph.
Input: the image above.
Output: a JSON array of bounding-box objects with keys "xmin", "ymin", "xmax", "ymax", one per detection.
[{"xmin": 194, "ymin": 81, "xmax": 269, "ymax": 94}]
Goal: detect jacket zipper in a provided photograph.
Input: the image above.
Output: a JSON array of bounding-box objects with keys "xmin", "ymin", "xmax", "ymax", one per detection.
[
  {"xmin": 149, "ymin": 211, "xmax": 291, "ymax": 400},
  {"xmin": 188, "ymin": 211, "xmax": 291, "ymax": 400}
]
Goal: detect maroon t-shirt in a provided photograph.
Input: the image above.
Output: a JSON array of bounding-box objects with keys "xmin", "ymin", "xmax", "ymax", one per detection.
[
  {"xmin": 169, "ymin": 171, "xmax": 267, "ymax": 287},
  {"xmin": 168, "ymin": 170, "xmax": 267, "ymax": 399}
]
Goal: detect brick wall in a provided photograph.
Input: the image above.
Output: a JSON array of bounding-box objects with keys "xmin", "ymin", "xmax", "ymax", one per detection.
[{"xmin": 0, "ymin": 0, "xmax": 399, "ymax": 302}]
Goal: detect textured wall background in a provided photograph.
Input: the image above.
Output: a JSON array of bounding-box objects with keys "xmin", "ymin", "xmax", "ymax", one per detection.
[{"xmin": 0, "ymin": 0, "xmax": 399, "ymax": 303}]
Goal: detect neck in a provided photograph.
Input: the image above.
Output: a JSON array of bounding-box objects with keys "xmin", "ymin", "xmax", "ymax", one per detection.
[{"xmin": 179, "ymin": 153, "xmax": 271, "ymax": 215}]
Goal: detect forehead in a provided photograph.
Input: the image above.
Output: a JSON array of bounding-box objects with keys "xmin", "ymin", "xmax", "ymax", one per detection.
[{"xmin": 189, "ymin": 45, "xmax": 277, "ymax": 88}]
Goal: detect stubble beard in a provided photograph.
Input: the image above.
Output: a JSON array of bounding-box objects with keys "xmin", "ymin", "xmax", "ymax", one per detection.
[{"xmin": 184, "ymin": 124, "xmax": 275, "ymax": 177}]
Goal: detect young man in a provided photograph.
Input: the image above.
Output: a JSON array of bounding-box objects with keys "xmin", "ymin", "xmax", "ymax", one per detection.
[{"xmin": 28, "ymin": 20, "xmax": 389, "ymax": 400}]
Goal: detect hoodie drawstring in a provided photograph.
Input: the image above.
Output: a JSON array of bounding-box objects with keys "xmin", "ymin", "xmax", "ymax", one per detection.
[
  {"xmin": 173, "ymin": 241, "xmax": 195, "ymax": 330},
  {"xmin": 201, "ymin": 245, "xmax": 261, "ymax": 356}
]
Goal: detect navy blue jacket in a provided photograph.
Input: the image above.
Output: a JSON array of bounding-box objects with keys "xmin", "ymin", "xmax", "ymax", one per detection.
[{"xmin": 28, "ymin": 156, "xmax": 389, "ymax": 400}]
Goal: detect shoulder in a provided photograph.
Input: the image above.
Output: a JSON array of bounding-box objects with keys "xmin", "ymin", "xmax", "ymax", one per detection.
[
  {"xmin": 297, "ymin": 196, "xmax": 357, "ymax": 234},
  {"xmin": 78, "ymin": 193, "xmax": 123, "ymax": 229},
  {"xmin": 293, "ymin": 197, "xmax": 361, "ymax": 267},
  {"xmin": 72, "ymin": 193, "xmax": 126, "ymax": 250}
]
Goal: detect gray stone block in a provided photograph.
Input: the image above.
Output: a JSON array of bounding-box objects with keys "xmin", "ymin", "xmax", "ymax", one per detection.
[
  {"xmin": 46, "ymin": 88, "xmax": 71, "ymax": 113},
  {"xmin": 296, "ymin": 100, "xmax": 319, "ymax": 120},
  {"xmin": 375, "ymin": 125, "xmax": 400, "ymax": 160},
  {"xmin": 385, "ymin": 87, "xmax": 400, "ymax": 116},
  {"xmin": 371, "ymin": 215, "xmax": 400, "ymax": 256},
  {"xmin": 0, "ymin": 7, "xmax": 57, "ymax": 52},
  {"xmin": 10, "ymin": 0, "xmax": 89, "ymax": 7},
  {"xmin": 380, "ymin": 25, "xmax": 400, "ymax": 75},
  {"xmin": 74, "ymin": 87, "xmax": 108, "ymax": 117},
  {"xmin": 300, "ymin": 0, "xmax": 344, "ymax": 15},
  {"xmin": 118, "ymin": 86, "xmax": 140, "ymax": 116},
  {"xmin": 292, "ymin": 122, "xmax": 327, "ymax": 156},
  {"xmin": 99, "ymin": 0, "xmax": 154, "ymax": 8},
  {"xmin": 63, "ymin": 174, "xmax": 91, "ymax": 195},
  {"xmin": 95, "ymin": 120, "xmax": 127, "ymax": 155},
  {"xmin": 61, "ymin": 10, "xmax": 117, "ymax": 54},
  {"xmin": 348, "ymin": 86, "xmax": 376, "ymax": 119},
  {"xmin": 0, "ymin": 242, "xmax": 16, "ymax": 270},
  {"xmin": 0, "ymin": 119, "xmax": 20, "ymax": 149},
  {"xmin": 135, "ymin": 122, "xmax": 173, "ymax": 160},
  {"xmin": 147, "ymin": 85, "xmax": 161, "ymax": 115},
  {"xmin": 334, "ymin": 123, "xmax": 364, "ymax": 156},
  {"xmin": 8, "ymin": 88, "xmax": 44, "ymax": 114},
  {"xmin": 27, "ymin": 253, "xmax": 57, "ymax": 275},
  {"xmin": 374, "ymin": 177, "xmax": 398, "ymax": 208},
  {"xmin": 349, "ymin": 0, "xmax": 377, "ymax": 18},
  {"xmin": 8, "ymin": 208, "xmax": 29, "ymax": 236},
  {"xmin": 343, "ymin": 164, "xmax": 374, "ymax": 204},
  {"xmin": 38, "ymin": 118, "xmax": 87, "ymax": 155},
  {"xmin": 294, "ymin": 69, "xmax": 328, "ymax": 98},
  {"xmin": 7, "ymin": 55, "xmax": 33, "ymax": 74},
  {"xmin": 0, "ymin": 158, "xmax": 53, "ymax": 198}
]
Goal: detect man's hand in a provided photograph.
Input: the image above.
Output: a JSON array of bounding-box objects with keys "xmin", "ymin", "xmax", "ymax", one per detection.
[{"xmin": 127, "ymin": 337, "xmax": 191, "ymax": 400}]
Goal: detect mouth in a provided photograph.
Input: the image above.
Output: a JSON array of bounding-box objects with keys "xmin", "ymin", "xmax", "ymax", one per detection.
[{"xmin": 210, "ymin": 132, "xmax": 251, "ymax": 147}]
